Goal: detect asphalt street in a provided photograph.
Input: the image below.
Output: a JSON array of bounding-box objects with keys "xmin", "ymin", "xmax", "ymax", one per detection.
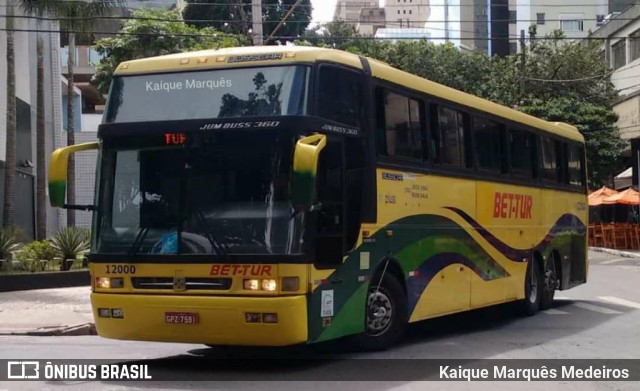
[{"xmin": 0, "ymin": 250, "xmax": 638, "ymax": 390}]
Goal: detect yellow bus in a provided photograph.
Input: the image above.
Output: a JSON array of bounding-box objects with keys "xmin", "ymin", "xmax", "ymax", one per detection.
[{"xmin": 49, "ymin": 46, "xmax": 588, "ymax": 350}]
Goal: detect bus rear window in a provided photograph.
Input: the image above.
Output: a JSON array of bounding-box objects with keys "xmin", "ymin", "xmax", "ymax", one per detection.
[{"xmin": 104, "ymin": 66, "xmax": 309, "ymax": 123}]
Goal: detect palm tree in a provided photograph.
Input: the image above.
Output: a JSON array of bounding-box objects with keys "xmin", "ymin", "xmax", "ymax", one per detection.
[
  {"xmin": 36, "ymin": 38, "xmax": 45, "ymax": 239},
  {"xmin": 4, "ymin": 2, "xmax": 17, "ymax": 229},
  {"xmin": 19, "ymin": 0, "xmax": 125, "ymax": 229}
]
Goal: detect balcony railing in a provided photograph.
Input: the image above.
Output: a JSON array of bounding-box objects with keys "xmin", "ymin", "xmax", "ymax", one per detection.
[{"xmin": 60, "ymin": 46, "xmax": 105, "ymax": 70}]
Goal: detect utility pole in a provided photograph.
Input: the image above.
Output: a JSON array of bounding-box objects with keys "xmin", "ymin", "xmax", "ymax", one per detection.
[
  {"xmin": 444, "ymin": 0, "xmax": 449, "ymax": 43},
  {"xmin": 265, "ymin": 0, "xmax": 303, "ymax": 44},
  {"xmin": 520, "ymin": 29, "xmax": 526, "ymax": 99},
  {"xmin": 252, "ymin": 0, "xmax": 263, "ymax": 45}
]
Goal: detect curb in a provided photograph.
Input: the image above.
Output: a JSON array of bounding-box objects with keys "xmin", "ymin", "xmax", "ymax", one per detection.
[
  {"xmin": 1, "ymin": 323, "xmax": 96, "ymax": 337},
  {"xmin": 0, "ymin": 270, "xmax": 90, "ymax": 292},
  {"xmin": 589, "ymin": 247, "xmax": 640, "ymax": 258}
]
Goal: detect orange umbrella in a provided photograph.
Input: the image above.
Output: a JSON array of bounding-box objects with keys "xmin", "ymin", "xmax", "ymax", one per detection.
[
  {"xmin": 602, "ymin": 188, "xmax": 640, "ymax": 205},
  {"xmin": 588, "ymin": 186, "xmax": 618, "ymax": 206}
]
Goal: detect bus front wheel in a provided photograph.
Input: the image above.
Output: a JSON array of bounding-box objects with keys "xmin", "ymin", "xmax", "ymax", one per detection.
[
  {"xmin": 355, "ymin": 274, "xmax": 407, "ymax": 351},
  {"xmin": 521, "ymin": 259, "xmax": 542, "ymax": 315}
]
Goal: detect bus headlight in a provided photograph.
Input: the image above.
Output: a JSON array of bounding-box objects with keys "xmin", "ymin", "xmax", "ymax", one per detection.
[
  {"xmin": 243, "ymin": 279, "xmax": 260, "ymax": 290},
  {"xmin": 96, "ymin": 277, "xmax": 110, "ymax": 288},
  {"xmin": 96, "ymin": 277, "xmax": 124, "ymax": 289},
  {"xmin": 243, "ymin": 278, "xmax": 280, "ymax": 291},
  {"xmin": 261, "ymin": 279, "xmax": 277, "ymax": 292}
]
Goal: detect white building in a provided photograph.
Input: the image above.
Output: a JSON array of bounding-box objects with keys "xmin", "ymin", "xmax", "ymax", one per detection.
[
  {"xmin": 334, "ymin": 0, "xmax": 380, "ymax": 24},
  {"xmin": 517, "ymin": 0, "xmax": 609, "ymax": 41},
  {"xmin": 385, "ymin": 0, "xmax": 430, "ymax": 29},
  {"xmin": 375, "ymin": 27, "xmax": 431, "ymax": 41},
  {"xmin": 0, "ymin": 2, "xmax": 65, "ymax": 238},
  {"xmin": 590, "ymin": 5, "xmax": 640, "ymax": 142}
]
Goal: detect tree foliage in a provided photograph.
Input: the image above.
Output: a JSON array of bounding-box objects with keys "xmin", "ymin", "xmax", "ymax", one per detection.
[
  {"xmin": 515, "ymin": 32, "xmax": 624, "ymax": 186},
  {"xmin": 301, "ymin": 25, "xmax": 624, "ymax": 186},
  {"xmin": 92, "ymin": 8, "xmax": 246, "ymax": 94},
  {"xmin": 182, "ymin": 0, "xmax": 312, "ymax": 43}
]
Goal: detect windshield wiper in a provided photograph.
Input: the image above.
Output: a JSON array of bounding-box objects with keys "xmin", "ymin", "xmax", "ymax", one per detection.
[
  {"xmin": 127, "ymin": 227, "xmax": 149, "ymax": 257},
  {"xmin": 195, "ymin": 211, "xmax": 228, "ymax": 256}
]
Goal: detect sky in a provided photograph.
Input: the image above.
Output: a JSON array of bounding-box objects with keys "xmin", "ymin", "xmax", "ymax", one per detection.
[
  {"xmin": 311, "ymin": 1, "xmax": 389, "ymax": 25},
  {"xmin": 310, "ymin": 0, "xmax": 461, "ymax": 43},
  {"xmin": 311, "ymin": 0, "xmax": 338, "ymax": 25}
]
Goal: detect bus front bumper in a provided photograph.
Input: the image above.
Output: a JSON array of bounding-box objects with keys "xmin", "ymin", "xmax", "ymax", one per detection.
[{"xmin": 91, "ymin": 293, "xmax": 308, "ymax": 346}]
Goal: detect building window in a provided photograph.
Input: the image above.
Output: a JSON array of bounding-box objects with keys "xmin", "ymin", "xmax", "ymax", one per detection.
[
  {"xmin": 398, "ymin": 10, "xmax": 400, "ymax": 14},
  {"xmin": 559, "ymin": 14, "xmax": 584, "ymax": 32},
  {"xmin": 536, "ymin": 13, "xmax": 545, "ymax": 25},
  {"xmin": 631, "ymin": 29, "xmax": 640, "ymax": 62},
  {"xmin": 612, "ymin": 39, "xmax": 627, "ymax": 70},
  {"xmin": 508, "ymin": 10, "xmax": 516, "ymax": 24},
  {"xmin": 559, "ymin": 19, "xmax": 584, "ymax": 32},
  {"xmin": 596, "ymin": 14, "xmax": 605, "ymax": 26}
]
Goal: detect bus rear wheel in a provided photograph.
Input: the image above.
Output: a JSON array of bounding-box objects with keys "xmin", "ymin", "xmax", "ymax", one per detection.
[
  {"xmin": 354, "ymin": 274, "xmax": 407, "ymax": 351},
  {"xmin": 540, "ymin": 256, "xmax": 558, "ymax": 310},
  {"xmin": 520, "ymin": 259, "xmax": 542, "ymax": 316}
]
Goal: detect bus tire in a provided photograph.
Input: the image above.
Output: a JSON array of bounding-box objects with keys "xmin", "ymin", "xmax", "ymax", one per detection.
[
  {"xmin": 540, "ymin": 256, "xmax": 558, "ymax": 310},
  {"xmin": 520, "ymin": 258, "xmax": 542, "ymax": 316},
  {"xmin": 354, "ymin": 274, "xmax": 407, "ymax": 351}
]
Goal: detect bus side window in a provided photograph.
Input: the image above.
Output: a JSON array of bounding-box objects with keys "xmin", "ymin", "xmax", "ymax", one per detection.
[
  {"xmin": 375, "ymin": 89, "xmax": 424, "ymax": 161},
  {"xmin": 473, "ymin": 117, "xmax": 505, "ymax": 173},
  {"xmin": 556, "ymin": 141, "xmax": 567, "ymax": 184},
  {"xmin": 435, "ymin": 105, "xmax": 469, "ymax": 168},
  {"xmin": 317, "ymin": 65, "xmax": 363, "ymax": 127},
  {"xmin": 540, "ymin": 136, "xmax": 558, "ymax": 183},
  {"xmin": 315, "ymin": 139, "xmax": 345, "ymax": 267},
  {"xmin": 567, "ymin": 144, "xmax": 584, "ymax": 187},
  {"xmin": 509, "ymin": 128, "xmax": 535, "ymax": 178}
]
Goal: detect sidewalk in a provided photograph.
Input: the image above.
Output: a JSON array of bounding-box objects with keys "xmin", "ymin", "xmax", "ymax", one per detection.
[
  {"xmin": 590, "ymin": 246, "xmax": 640, "ymax": 258},
  {"xmin": 0, "ymin": 286, "xmax": 95, "ymax": 336},
  {"xmin": 0, "ymin": 247, "xmax": 638, "ymax": 337}
]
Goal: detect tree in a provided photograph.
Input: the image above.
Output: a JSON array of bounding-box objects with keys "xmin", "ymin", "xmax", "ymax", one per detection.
[
  {"xmin": 4, "ymin": 2, "xmax": 17, "ymax": 229},
  {"xmin": 301, "ymin": 28, "xmax": 623, "ymax": 186},
  {"xmin": 17, "ymin": 1, "xmax": 53, "ymax": 238},
  {"xmin": 182, "ymin": 0, "xmax": 312, "ymax": 43},
  {"xmin": 92, "ymin": 8, "xmax": 246, "ymax": 95},
  {"xmin": 520, "ymin": 98, "xmax": 624, "ymax": 187},
  {"xmin": 20, "ymin": 0, "xmax": 125, "ymax": 227},
  {"xmin": 513, "ymin": 31, "xmax": 624, "ymax": 186},
  {"xmin": 302, "ymin": 21, "xmax": 385, "ymax": 55},
  {"xmin": 301, "ymin": 26, "xmax": 494, "ymax": 95}
]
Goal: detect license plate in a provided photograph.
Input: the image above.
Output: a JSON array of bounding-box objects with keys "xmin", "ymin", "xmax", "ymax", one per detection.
[{"xmin": 165, "ymin": 312, "xmax": 199, "ymax": 324}]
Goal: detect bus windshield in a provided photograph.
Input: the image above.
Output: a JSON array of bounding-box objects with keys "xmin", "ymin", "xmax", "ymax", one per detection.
[
  {"xmin": 96, "ymin": 132, "xmax": 306, "ymax": 256},
  {"xmin": 104, "ymin": 65, "xmax": 309, "ymax": 123}
]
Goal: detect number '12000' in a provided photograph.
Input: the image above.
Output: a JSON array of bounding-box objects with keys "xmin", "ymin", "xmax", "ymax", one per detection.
[{"xmin": 105, "ymin": 265, "xmax": 136, "ymax": 274}]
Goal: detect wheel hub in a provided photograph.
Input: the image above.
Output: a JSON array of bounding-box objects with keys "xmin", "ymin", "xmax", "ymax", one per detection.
[
  {"xmin": 528, "ymin": 267, "xmax": 538, "ymax": 304},
  {"xmin": 366, "ymin": 289, "xmax": 393, "ymax": 336}
]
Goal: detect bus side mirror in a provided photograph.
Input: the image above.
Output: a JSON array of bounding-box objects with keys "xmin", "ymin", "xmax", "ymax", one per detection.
[
  {"xmin": 291, "ymin": 134, "xmax": 327, "ymax": 210},
  {"xmin": 48, "ymin": 142, "xmax": 99, "ymax": 209}
]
